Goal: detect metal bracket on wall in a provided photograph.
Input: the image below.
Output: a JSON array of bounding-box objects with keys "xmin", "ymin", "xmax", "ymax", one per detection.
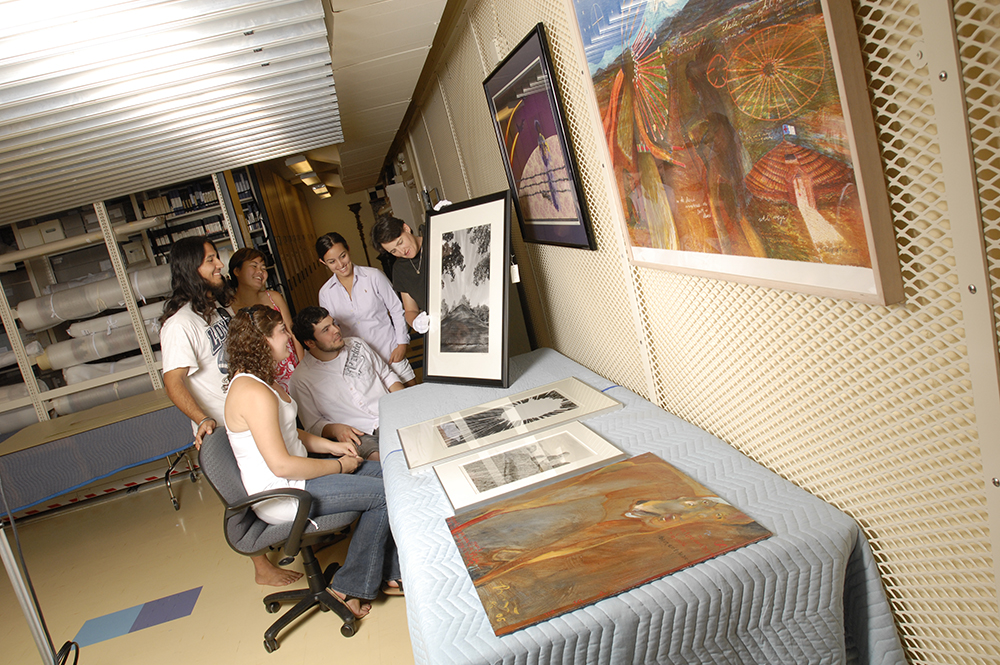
[{"xmin": 919, "ymin": 0, "xmax": 1000, "ymax": 608}]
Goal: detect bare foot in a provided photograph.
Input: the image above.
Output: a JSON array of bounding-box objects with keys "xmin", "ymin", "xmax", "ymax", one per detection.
[
  {"xmin": 327, "ymin": 588, "xmax": 372, "ymax": 619},
  {"xmin": 253, "ymin": 555, "xmax": 302, "ymax": 587}
]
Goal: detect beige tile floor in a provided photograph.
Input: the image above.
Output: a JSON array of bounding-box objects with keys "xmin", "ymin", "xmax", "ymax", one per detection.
[{"xmin": 0, "ymin": 479, "xmax": 415, "ymax": 665}]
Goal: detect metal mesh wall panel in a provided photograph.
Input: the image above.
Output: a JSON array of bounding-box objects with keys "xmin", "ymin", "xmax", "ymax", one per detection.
[
  {"xmin": 439, "ymin": 16, "xmax": 508, "ymax": 197},
  {"xmin": 435, "ymin": 6, "xmax": 553, "ymax": 350},
  {"xmin": 422, "ymin": 82, "xmax": 469, "ymax": 202},
  {"xmin": 410, "ymin": 111, "xmax": 443, "ymax": 195},
  {"xmin": 409, "ymin": 0, "xmax": 1000, "ymax": 661}
]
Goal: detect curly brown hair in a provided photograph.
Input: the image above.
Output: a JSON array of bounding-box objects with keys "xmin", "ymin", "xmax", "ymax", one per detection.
[{"xmin": 227, "ymin": 304, "xmax": 283, "ymax": 386}]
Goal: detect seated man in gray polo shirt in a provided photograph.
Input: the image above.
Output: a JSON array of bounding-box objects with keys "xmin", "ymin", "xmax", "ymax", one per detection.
[{"xmin": 289, "ymin": 306, "xmax": 404, "ymax": 461}]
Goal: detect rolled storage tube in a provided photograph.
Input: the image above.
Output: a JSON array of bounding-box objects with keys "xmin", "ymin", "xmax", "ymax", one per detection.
[
  {"xmin": 16, "ymin": 264, "xmax": 171, "ymax": 331},
  {"xmin": 0, "ymin": 380, "xmax": 49, "ymax": 435},
  {"xmin": 0, "ymin": 406, "xmax": 44, "ymax": 435},
  {"xmin": 51, "ymin": 374, "xmax": 155, "ymax": 416},
  {"xmin": 62, "ymin": 351, "xmax": 161, "ymax": 385},
  {"xmin": 67, "ymin": 301, "xmax": 165, "ymax": 338},
  {"xmin": 35, "ymin": 322, "xmax": 160, "ymax": 371},
  {"xmin": 0, "ymin": 341, "xmax": 43, "ymax": 369}
]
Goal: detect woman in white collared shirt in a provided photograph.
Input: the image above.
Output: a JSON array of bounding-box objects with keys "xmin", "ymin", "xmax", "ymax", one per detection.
[{"xmin": 315, "ymin": 232, "xmax": 416, "ymax": 386}]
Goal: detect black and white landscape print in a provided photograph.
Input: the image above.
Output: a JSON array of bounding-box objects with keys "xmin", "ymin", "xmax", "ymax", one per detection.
[
  {"xmin": 461, "ymin": 433, "xmax": 587, "ymax": 493},
  {"xmin": 440, "ymin": 223, "xmax": 491, "ymax": 353},
  {"xmin": 436, "ymin": 390, "xmax": 579, "ymax": 447}
]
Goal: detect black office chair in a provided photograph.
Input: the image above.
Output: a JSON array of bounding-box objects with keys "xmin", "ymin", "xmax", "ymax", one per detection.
[{"xmin": 198, "ymin": 428, "xmax": 361, "ymax": 651}]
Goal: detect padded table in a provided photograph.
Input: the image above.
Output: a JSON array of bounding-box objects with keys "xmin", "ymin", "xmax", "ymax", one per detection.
[
  {"xmin": 379, "ymin": 348, "xmax": 905, "ymax": 665},
  {"xmin": 0, "ymin": 389, "xmax": 194, "ymax": 514}
]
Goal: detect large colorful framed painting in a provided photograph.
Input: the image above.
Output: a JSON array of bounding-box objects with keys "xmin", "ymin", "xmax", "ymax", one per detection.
[
  {"xmin": 447, "ymin": 452, "xmax": 772, "ymax": 636},
  {"xmin": 424, "ymin": 190, "xmax": 512, "ymax": 388},
  {"xmin": 568, "ymin": 0, "xmax": 903, "ymax": 304},
  {"xmin": 484, "ymin": 23, "xmax": 598, "ymax": 250}
]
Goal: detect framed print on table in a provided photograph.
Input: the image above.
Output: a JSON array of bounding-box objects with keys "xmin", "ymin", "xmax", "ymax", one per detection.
[
  {"xmin": 484, "ymin": 23, "xmax": 597, "ymax": 250},
  {"xmin": 397, "ymin": 376, "xmax": 623, "ymax": 471},
  {"xmin": 424, "ymin": 190, "xmax": 511, "ymax": 388},
  {"xmin": 434, "ymin": 421, "xmax": 627, "ymax": 514},
  {"xmin": 568, "ymin": 0, "xmax": 903, "ymax": 304}
]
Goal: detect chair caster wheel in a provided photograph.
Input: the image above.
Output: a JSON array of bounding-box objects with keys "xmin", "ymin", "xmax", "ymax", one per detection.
[
  {"xmin": 341, "ymin": 622, "xmax": 356, "ymax": 638},
  {"xmin": 264, "ymin": 637, "xmax": 279, "ymax": 652},
  {"xmin": 266, "ymin": 601, "xmax": 281, "ymax": 613}
]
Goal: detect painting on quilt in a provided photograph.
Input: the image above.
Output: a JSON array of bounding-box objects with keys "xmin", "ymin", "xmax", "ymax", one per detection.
[{"xmin": 447, "ymin": 452, "xmax": 772, "ymax": 635}]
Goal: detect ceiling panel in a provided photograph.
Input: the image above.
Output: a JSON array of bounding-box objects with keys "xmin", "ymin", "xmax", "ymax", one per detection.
[
  {"xmin": 0, "ymin": 0, "xmax": 343, "ymax": 226},
  {"xmin": 0, "ymin": 0, "xmax": 449, "ymax": 225},
  {"xmin": 338, "ymin": 100, "xmax": 409, "ymax": 137},
  {"xmin": 329, "ymin": 0, "xmax": 445, "ymax": 68},
  {"xmin": 332, "ymin": 49, "xmax": 429, "ymax": 116}
]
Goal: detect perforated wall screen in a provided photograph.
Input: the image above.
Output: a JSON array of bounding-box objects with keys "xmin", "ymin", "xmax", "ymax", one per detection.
[{"xmin": 406, "ymin": 0, "xmax": 1000, "ymax": 661}]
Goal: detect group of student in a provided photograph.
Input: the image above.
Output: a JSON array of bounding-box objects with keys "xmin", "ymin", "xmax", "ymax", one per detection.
[{"xmin": 158, "ymin": 216, "xmax": 427, "ymax": 622}]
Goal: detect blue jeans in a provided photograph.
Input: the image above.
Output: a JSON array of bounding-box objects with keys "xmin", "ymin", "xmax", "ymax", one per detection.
[{"xmin": 304, "ymin": 460, "xmax": 399, "ymax": 600}]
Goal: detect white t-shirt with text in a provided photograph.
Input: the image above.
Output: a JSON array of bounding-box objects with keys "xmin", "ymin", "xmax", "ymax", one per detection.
[{"xmin": 160, "ymin": 302, "xmax": 231, "ymax": 434}]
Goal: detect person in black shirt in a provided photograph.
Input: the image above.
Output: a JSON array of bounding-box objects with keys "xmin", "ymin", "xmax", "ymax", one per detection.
[{"xmin": 371, "ymin": 216, "xmax": 429, "ymax": 333}]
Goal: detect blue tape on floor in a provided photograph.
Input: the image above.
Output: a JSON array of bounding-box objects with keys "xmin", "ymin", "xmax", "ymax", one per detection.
[
  {"xmin": 73, "ymin": 587, "xmax": 202, "ymax": 647},
  {"xmin": 73, "ymin": 606, "xmax": 143, "ymax": 648},
  {"xmin": 130, "ymin": 587, "xmax": 202, "ymax": 632}
]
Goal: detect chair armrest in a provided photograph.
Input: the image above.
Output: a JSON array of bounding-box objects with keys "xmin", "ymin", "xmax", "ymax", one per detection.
[{"xmin": 225, "ymin": 488, "xmax": 314, "ymax": 557}]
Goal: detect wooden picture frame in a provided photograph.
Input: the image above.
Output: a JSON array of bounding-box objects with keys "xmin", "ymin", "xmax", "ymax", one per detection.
[
  {"xmin": 433, "ymin": 421, "xmax": 627, "ymax": 514},
  {"xmin": 568, "ymin": 0, "xmax": 903, "ymax": 304},
  {"xmin": 484, "ymin": 23, "xmax": 597, "ymax": 250},
  {"xmin": 396, "ymin": 376, "xmax": 623, "ymax": 471},
  {"xmin": 424, "ymin": 190, "xmax": 511, "ymax": 387}
]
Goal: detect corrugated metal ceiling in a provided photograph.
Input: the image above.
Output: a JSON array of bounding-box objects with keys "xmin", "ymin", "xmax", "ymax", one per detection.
[{"xmin": 0, "ymin": 0, "xmax": 346, "ymax": 226}]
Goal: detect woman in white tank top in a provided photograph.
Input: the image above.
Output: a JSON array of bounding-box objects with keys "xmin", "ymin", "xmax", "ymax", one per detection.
[{"xmin": 224, "ymin": 305, "xmax": 400, "ymax": 621}]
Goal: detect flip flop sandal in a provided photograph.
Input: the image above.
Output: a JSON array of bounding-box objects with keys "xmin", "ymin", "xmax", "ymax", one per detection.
[
  {"xmin": 319, "ymin": 588, "xmax": 371, "ymax": 619},
  {"xmin": 381, "ymin": 580, "xmax": 404, "ymax": 596}
]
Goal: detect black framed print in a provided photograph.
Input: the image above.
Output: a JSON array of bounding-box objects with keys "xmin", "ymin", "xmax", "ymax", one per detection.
[
  {"xmin": 484, "ymin": 23, "xmax": 597, "ymax": 250},
  {"xmin": 424, "ymin": 190, "xmax": 511, "ymax": 387}
]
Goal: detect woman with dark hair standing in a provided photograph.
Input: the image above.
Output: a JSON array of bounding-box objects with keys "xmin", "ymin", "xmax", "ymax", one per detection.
[
  {"xmin": 225, "ymin": 304, "xmax": 401, "ymax": 619},
  {"xmin": 228, "ymin": 247, "xmax": 302, "ymax": 390},
  {"xmin": 316, "ymin": 232, "xmax": 416, "ymax": 387}
]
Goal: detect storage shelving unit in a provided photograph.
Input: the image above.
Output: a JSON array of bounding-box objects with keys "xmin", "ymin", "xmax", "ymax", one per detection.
[
  {"xmin": 219, "ymin": 166, "xmax": 289, "ymax": 297},
  {"xmin": 0, "ymin": 174, "xmax": 244, "ymax": 438}
]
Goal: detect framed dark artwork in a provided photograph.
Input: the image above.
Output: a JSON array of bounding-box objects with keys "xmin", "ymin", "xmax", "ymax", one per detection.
[
  {"xmin": 568, "ymin": 0, "xmax": 902, "ymax": 304},
  {"xmin": 433, "ymin": 421, "xmax": 627, "ymax": 514},
  {"xmin": 447, "ymin": 452, "xmax": 772, "ymax": 636},
  {"xmin": 424, "ymin": 190, "xmax": 511, "ymax": 388},
  {"xmin": 396, "ymin": 377, "xmax": 623, "ymax": 471},
  {"xmin": 484, "ymin": 23, "xmax": 597, "ymax": 250}
]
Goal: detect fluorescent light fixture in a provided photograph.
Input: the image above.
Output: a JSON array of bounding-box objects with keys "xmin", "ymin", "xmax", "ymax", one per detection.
[
  {"xmin": 299, "ymin": 171, "xmax": 321, "ymax": 186},
  {"xmin": 285, "ymin": 155, "xmax": 311, "ymax": 174},
  {"xmin": 312, "ymin": 184, "xmax": 329, "ymax": 195}
]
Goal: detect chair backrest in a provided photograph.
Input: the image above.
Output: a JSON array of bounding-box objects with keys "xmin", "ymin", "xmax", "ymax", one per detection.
[
  {"xmin": 198, "ymin": 426, "xmax": 361, "ymax": 556},
  {"xmin": 198, "ymin": 427, "xmax": 249, "ymax": 506},
  {"xmin": 198, "ymin": 427, "xmax": 274, "ymax": 555}
]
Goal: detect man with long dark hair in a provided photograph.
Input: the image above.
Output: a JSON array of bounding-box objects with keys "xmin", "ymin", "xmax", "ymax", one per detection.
[
  {"xmin": 160, "ymin": 236, "xmax": 233, "ymax": 448},
  {"xmin": 160, "ymin": 236, "xmax": 301, "ymax": 587}
]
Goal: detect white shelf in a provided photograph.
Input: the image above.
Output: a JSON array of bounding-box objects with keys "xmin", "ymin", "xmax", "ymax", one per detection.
[{"xmin": 0, "ymin": 217, "xmax": 162, "ymax": 269}]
